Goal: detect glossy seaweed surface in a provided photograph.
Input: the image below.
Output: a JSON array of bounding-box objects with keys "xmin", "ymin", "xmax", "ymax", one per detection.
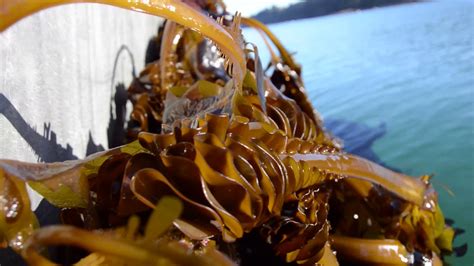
[{"xmin": 0, "ymin": 0, "xmax": 455, "ymax": 265}]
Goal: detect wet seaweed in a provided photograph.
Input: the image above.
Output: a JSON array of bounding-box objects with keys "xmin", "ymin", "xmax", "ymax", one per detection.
[{"xmin": 0, "ymin": 0, "xmax": 458, "ymax": 265}]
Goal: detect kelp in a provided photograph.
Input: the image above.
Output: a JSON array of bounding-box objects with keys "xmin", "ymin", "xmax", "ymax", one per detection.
[
  {"xmin": 0, "ymin": 0, "xmax": 455, "ymax": 265},
  {"xmin": 21, "ymin": 197, "xmax": 235, "ymax": 266},
  {"xmin": 0, "ymin": 168, "xmax": 39, "ymax": 251}
]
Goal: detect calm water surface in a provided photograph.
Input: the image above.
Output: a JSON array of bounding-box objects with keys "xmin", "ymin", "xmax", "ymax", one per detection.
[{"xmin": 245, "ymin": 1, "xmax": 473, "ymax": 264}]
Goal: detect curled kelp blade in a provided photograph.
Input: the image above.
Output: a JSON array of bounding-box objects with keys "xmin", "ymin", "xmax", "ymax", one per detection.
[
  {"xmin": 235, "ymin": 78, "xmax": 426, "ymax": 205},
  {"xmin": 260, "ymin": 185, "xmax": 331, "ymax": 263},
  {"xmin": 139, "ymin": 103, "xmax": 426, "ymax": 209},
  {"xmin": 133, "ymin": 111, "xmax": 433, "ymax": 259},
  {"xmin": 129, "ymin": 164, "xmax": 234, "ymax": 241}
]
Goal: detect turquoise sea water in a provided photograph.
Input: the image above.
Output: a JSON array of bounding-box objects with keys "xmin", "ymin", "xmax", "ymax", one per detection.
[{"xmin": 245, "ymin": 1, "xmax": 473, "ymax": 264}]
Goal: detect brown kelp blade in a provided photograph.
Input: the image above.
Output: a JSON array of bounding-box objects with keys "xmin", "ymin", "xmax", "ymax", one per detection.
[
  {"xmin": 0, "ymin": 159, "xmax": 91, "ymax": 209},
  {"xmin": 331, "ymin": 235, "xmax": 410, "ymax": 265},
  {"xmin": 0, "ymin": 168, "xmax": 38, "ymax": 251},
  {"xmin": 0, "ymin": 142, "xmax": 147, "ymax": 250},
  {"xmin": 286, "ymin": 153, "xmax": 426, "ymax": 205},
  {"xmin": 0, "ymin": 142, "xmax": 145, "ymax": 209},
  {"xmin": 20, "ymin": 197, "xmax": 235, "ymax": 265}
]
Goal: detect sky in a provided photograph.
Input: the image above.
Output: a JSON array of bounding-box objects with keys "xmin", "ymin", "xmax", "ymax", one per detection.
[{"xmin": 225, "ymin": 0, "xmax": 300, "ymax": 17}]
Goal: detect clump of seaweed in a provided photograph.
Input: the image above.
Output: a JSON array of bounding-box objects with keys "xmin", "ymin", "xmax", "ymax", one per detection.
[{"xmin": 0, "ymin": 0, "xmax": 455, "ymax": 265}]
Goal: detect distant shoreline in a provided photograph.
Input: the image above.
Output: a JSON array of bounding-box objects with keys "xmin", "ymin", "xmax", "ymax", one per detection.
[{"xmin": 252, "ymin": 0, "xmax": 421, "ymax": 25}]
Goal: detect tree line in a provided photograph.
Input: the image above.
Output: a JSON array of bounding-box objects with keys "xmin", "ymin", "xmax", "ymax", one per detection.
[{"xmin": 253, "ymin": 0, "xmax": 418, "ymax": 24}]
